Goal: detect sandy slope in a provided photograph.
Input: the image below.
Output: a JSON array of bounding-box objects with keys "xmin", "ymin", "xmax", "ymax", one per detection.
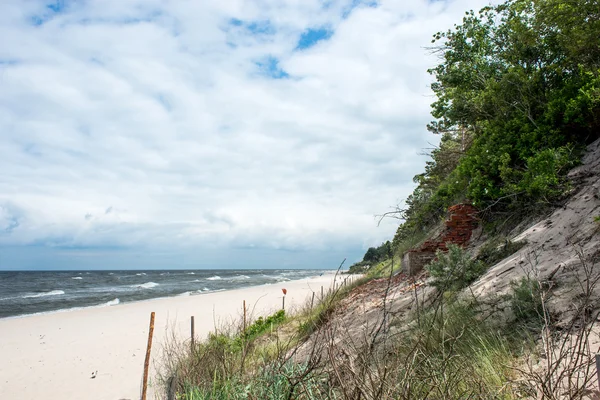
[
  {"xmin": 0, "ymin": 273, "xmax": 338, "ymax": 400},
  {"xmin": 472, "ymin": 138, "xmax": 600, "ymax": 304}
]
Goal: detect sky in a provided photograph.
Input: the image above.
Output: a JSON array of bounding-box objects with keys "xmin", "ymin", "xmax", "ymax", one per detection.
[{"xmin": 0, "ymin": 0, "xmax": 494, "ymax": 270}]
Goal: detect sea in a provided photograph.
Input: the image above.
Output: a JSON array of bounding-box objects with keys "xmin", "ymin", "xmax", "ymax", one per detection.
[{"xmin": 0, "ymin": 269, "xmax": 331, "ymax": 319}]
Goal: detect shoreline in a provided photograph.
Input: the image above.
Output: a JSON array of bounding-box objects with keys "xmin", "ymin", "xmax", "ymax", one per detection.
[
  {"xmin": 0, "ymin": 272, "xmax": 340, "ymax": 400},
  {"xmin": 0, "ymin": 277, "xmax": 329, "ymax": 321},
  {"xmin": 0, "ymin": 269, "xmax": 336, "ymax": 320}
]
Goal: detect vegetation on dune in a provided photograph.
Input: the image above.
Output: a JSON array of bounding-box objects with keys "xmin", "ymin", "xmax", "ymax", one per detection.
[
  {"xmin": 427, "ymin": 243, "xmax": 488, "ymax": 291},
  {"xmin": 161, "ymin": 244, "xmax": 600, "ymax": 399},
  {"xmin": 348, "ymin": 240, "xmax": 393, "ymax": 274},
  {"xmin": 393, "ymin": 0, "xmax": 600, "ymax": 245}
]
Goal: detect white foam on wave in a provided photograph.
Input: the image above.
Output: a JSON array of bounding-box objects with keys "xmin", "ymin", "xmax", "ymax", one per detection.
[
  {"xmin": 130, "ymin": 282, "xmax": 159, "ymax": 289},
  {"xmin": 207, "ymin": 276, "xmax": 221, "ymax": 281},
  {"xmin": 136, "ymin": 272, "xmax": 147, "ymax": 276},
  {"xmin": 178, "ymin": 291, "xmax": 192, "ymax": 297},
  {"xmin": 72, "ymin": 277, "xmax": 83, "ymax": 280},
  {"xmin": 187, "ymin": 272, "xmax": 195, "ymax": 275},
  {"xmin": 3, "ymin": 298, "xmax": 121, "ymax": 320},
  {"xmin": 230, "ymin": 275, "xmax": 250, "ymax": 280},
  {"xmin": 23, "ymin": 290, "xmax": 65, "ymax": 299},
  {"xmin": 103, "ymin": 298, "xmax": 120, "ymax": 306}
]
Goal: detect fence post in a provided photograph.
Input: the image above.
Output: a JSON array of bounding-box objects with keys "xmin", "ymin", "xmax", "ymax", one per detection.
[
  {"xmin": 141, "ymin": 311, "xmax": 155, "ymax": 400},
  {"xmin": 311, "ymin": 292, "xmax": 315, "ymax": 309},
  {"xmin": 190, "ymin": 316, "xmax": 195, "ymax": 353},
  {"xmin": 321, "ymin": 286, "xmax": 323, "ymax": 300},
  {"xmin": 243, "ymin": 300, "xmax": 247, "ymax": 331}
]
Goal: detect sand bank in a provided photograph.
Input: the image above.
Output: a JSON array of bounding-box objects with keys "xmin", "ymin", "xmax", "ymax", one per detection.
[{"xmin": 0, "ymin": 272, "xmax": 340, "ymax": 400}]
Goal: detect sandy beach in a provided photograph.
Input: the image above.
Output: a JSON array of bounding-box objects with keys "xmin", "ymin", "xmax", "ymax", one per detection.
[{"xmin": 0, "ymin": 272, "xmax": 339, "ymax": 400}]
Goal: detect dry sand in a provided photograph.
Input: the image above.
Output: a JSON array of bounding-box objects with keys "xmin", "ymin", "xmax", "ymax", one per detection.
[{"xmin": 0, "ymin": 272, "xmax": 340, "ymax": 400}]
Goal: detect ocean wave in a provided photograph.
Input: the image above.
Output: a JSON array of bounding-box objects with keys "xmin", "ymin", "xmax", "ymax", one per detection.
[
  {"xmin": 130, "ymin": 282, "xmax": 159, "ymax": 289},
  {"xmin": 71, "ymin": 277, "xmax": 83, "ymax": 280},
  {"xmin": 23, "ymin": 290, "xmax": 65, "ymax": 299},
  {"xmin": 103, "ymin": 298, "xmax": 120, "ymax": 306},
  {"xmin": 207, "ymin": 276, "xmax": 221, "ymax": 281},
  {"xmin": 136, "ymin": 273, "xmax": 147, "ymax": 276},
  {"xmin": 3, "ymin": 298, "xmax": 121, "ymax": 319},
  {"xmin": 230, "ymin": 275, "xmax": 250, "ymax": 280},
  {"xmin": 192, "ymin": 279, "xmax": 202, "ymax": 282},
  {"xmin": 187, "ymin": 272, "xmax": 195, "ymax": 275}
]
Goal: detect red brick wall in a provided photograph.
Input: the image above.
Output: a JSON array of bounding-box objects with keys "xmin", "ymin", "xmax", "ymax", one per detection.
[
  {"xmin": 402, "ymin": 203, "xmax": 479, "ymax": 275},
  {"xmin": 418, "ymin": 203, "xmax": 478, "ymax": 253}
]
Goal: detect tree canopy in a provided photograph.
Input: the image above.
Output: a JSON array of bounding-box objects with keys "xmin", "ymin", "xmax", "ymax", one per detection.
[{"xmin": 394, "ymin": 0, "xmax": 600, "ymax": 247}]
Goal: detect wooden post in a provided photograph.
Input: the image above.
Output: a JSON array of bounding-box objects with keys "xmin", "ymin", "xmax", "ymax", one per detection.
[
  {"xmin": 243, "ymin": 300, "xmax": 247, "ymax": 331},
  {"xmin": 282, "ymin": 295, "xmax": 285, "ymax": 310},
  {"xmin": 321, "ymin": 286, "xmax": 323, "ymax": 300},
  {"xmin": 311, "ymin": 292, "xmax": 315, "ymax": 309},
  {"xmin": 190, "ymin": 316, "xmax": 195, "ymax": 353},
  {"xmin": 141, "ymin": 311, "xmax": 155, "ymax": 400}
]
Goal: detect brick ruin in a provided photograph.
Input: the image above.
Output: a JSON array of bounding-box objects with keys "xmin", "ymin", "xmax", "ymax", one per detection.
[{"xmin": 402, "ymin": 203, "xmax": 479, "ymax": 275}]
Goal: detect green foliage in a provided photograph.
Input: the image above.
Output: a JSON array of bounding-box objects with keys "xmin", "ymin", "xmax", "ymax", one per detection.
[
  {"xmin": 241, "ymin": 310, "xmax": 285, "ymax": 342},
  {"xmin": 510, "ymin": 277, "xmax": 546, "ymax": 329},
  {"xmin": 349, "ymin": 240, "xmax": 393, "ymax": 273},
  {"xmin": 393, "ymin": 0, "xmax": 599, "ymax": 243},
  {"xmin": 181, "ymin": 362, "xmax": 331, "ymax": 400},
  {"xmin": 392, "ymin": 299, "xmax": 516, "ymax": 398},
  {"xmin": 427, "ymin": 244, "xmax": 487, "ymax": 291},
  {"xmin": 477, "ymin": 237, "xmax": 527, "ymax": 267}
]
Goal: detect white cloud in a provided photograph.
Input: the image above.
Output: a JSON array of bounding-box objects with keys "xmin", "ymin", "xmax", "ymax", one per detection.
[{"xmin": 0, "ymin": 0, "xmax": 496, "ymax": 268}]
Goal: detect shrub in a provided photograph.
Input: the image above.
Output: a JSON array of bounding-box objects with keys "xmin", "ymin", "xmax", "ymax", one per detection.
[
  {"xmin": 509, "ymin": 277, "xmax": 546, "ymax": 329},
  {"xmin": 427, "ymin": 244, "xmax": 487, "ymax": 291},
  {"xmin": 241, "ymin": 310, "xmax": 285, "ymax": 342},
  {"xmin": 477, "ymin": 237, "xmax": 528, "ymax": 267}
]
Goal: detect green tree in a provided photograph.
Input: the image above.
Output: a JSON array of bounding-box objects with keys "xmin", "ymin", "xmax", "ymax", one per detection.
[{"xmin": 394, "ymin": 0, "xmax": 600, "ymax": 247}]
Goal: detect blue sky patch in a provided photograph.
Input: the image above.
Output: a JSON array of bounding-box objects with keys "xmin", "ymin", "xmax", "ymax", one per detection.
[
  {"xmin": 296, "ymin": 27, "xmax": 333, "ymax": 50},
  {"xmin": 156, "ymin": 94, "xmax": 172, "ymax": 112},
  {"xmin": 228, "ymin": 18, "xmax": 275, "ymax": 36},
  {"xmin": 255, "ymin": 56, "xmax": 289, "ymax": 79},
  {"xmin": 0, "ymin": 59, "xmax": 18, "ymax": 67},
  {"xmin": 342, "ymin": 0, "xmax": 378, "ymax": 19},
  {"xmin": 31, "ymin": 0, "xmax": 68, "ymax": 25},
  {"xmin": 47, "ymin": 0, "xmax": 66, "ymax": 13}
]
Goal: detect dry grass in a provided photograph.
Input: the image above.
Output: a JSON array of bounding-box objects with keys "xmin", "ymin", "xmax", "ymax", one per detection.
[{"xmin": 155, "ymin": 246, "xmax": 600, "ymax": 400}]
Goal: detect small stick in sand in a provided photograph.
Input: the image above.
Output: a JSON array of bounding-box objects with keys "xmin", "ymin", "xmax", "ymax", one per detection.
[
  {"xmin": 282, "ymin": 288, "xmax": 287, "ymax": 311},
  {"xmin": 141, "ymin": 311, "xmax": 155, "ymax": 400}
]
